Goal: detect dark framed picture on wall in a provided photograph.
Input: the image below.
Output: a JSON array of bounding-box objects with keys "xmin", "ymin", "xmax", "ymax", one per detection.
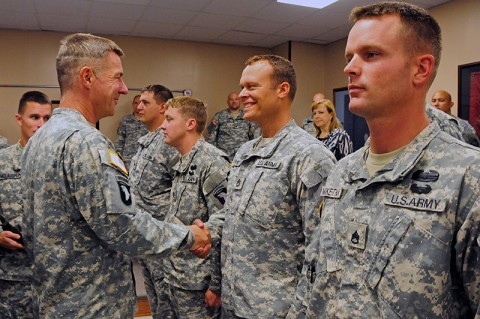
[{"xmin": 458, "ymin": 61, "xmax": 480, "ymax": 137}]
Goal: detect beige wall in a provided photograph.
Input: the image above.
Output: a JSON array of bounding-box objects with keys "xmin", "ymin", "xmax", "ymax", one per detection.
[
  {"xmin": 1, "ymin": 0, "xmax": 478, "ymax": 143},
  {"xmin": 290, "ymin": 42, "xmax": 326, "ymax": 122}
]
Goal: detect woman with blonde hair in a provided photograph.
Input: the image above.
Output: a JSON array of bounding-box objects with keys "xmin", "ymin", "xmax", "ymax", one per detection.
[{"xmin": 312, "ymin": 99, "xmax": 352, "ymax": 160}]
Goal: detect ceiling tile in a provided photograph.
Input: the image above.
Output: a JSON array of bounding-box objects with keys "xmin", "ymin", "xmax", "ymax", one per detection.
[
  {"xmin": 133, "ymin": 22, "xmax": 184, "ymax": 38},
  {"xmin": 2, "ymin": 0, "xmax": 35, "ymax": 13},
  {"xmin": 175, "ymin": 26, "xmax": 227, "ymax": 41},
  {"xmin": 0, "ymin": 11, "xmax": 38, "ymax": 29},
  {"xmin": 234, "ymin": 18, "xmax": 289, "ymax": 35},
  {"xmin": 90, "ymin": 1, "xmax": 145, "ymax": 19},
  {"xmin": 95, "ymin": 0, "xmax": 150, "ymax": 5},
  {"xmin": 34, "ymin": 0, "xmax": 91, "ymax": 15},
  {"xmin": 88, "ymin": 17, "xmax": 137, "ymax": 35},
  {"xmin": 148, "ymin": 0, "xmax": 212, "ymax": 11},
  {"xmin": 252, "ymin": 34, "xmax": 292, "ymax": 48},
  {"xmin": 189, "ymin": 13, "xmax": 244, "ymax": 29},
  {"xmin": 141, "ymin": 7, "xmax": 197, "ymax": 24},
  {"xmin": 278, "ymin": 23, "xmax": 329, "ymax": 39},
  {"xmin": 253, "ymin": 1, "xmax": 315, "ymax": 23},
  {"xmin": 204, "ymin": 0, "xmax": 271, "ymax": 17},
  {"xmin": 39, "ymin": 14, "xmax": 88, "ymax": 32},
  {"xmin": 217, "ymin": 30, "xmax": 266, "ymax": 44}
]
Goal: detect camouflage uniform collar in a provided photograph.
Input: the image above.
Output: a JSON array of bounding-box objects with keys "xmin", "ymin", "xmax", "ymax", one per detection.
[
  {"xmin": 173, "ymin": 137, "xmax": 205, "ymax": 173},
  {"xmin": 237, "ymin": 119, "xmax": 295, "ymax": 161},
  {"xmin": 137, "ymin": 128, "xmax": 162, "ymax": 147},
  {"xmin": 53, "ymin": 108, "xmax": 91, "ymax": 125},
  {"xmin": 227, "ymin": 108, "xmax": 244, "ymax": 117},
  {"xmin": 345, "ymin": 122, "xmax": 442, "ymax": 187}
]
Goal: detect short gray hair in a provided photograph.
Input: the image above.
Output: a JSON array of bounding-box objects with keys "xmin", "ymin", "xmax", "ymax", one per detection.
[{"xmin": 56, "ymin": 33, "xmax": 124, "ymax": 93}]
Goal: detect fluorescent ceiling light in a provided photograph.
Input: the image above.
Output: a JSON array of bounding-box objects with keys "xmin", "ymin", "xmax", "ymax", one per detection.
[{"xmin": 277, "ymin": 0, "xmax": 338, "ymax": 9}]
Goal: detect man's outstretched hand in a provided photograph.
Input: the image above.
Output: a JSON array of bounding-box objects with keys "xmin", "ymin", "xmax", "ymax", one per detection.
[{"xmin": 189, "ymin": 219, "xmax": 211, "ymax": 258}]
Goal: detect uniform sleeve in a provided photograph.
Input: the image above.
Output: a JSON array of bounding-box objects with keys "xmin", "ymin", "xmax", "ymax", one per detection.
[
  {"xmin": 203, "ymin": 158, "xmax": 229, "ymax": 244},
  {"xmin": 207, "ymin": 114, "xmax": 220, "ymax": 146},
  {"xmin": 454, "ymin": 164, "xmax": 480, "ymax": 317},
  {"xmin": 115, "ymin": 119, "xmax": 126, "ymax": 156},
  {"xmin": 0, "ymin": 136, "xmax": 9, "ymax": 150},
  {"xmin": 287, "ymin": 148, "xmax": 336, "ymax": 318},
  {"xmin": 208, "ymin": 240, "xmax": 222, "ymax": 293},
  {"xmin": 202, "ymin": 157, "xmax": 229, "ymax": 294},
  {"xmin": 70, "ymin": 134, "xmax": 194, "ymax": 258}
]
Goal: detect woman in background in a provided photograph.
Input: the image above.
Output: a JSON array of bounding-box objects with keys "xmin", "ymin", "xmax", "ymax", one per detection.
[{"xmin": 312, "ymin": 99, "xmax": 352, "ymax": 160}]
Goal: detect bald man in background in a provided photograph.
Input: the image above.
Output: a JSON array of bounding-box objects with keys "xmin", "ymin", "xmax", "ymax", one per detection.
[{"xmin": 431, "ymin": 89, "xmax": 479, "ymax": 146}]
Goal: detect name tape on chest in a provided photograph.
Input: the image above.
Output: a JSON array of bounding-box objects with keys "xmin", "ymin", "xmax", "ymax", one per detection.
[
  {"xmin": 385, "ymin": 192, "xmax": 446, "ymax": 212},
  {"xmin": 256, "ymin": 160, "xmax": 281, "ymax": 169},
  {"xmin": 0, "ymin": 173, "xmax": 21, "ymax": 180},
  {"xmin": 183, "ymin": 175, "xmax": 198, "ymax": 184},
  {"xmin": 108, "ymin": 150, "xmax": 128, "ymax": 175},
  {"xmin": 320, "ymin": 187, "xmax": 343, "ymax": 198}
]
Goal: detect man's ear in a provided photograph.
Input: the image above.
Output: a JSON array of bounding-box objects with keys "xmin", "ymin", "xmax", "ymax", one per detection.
[
  {"xmin": 15, "ymin": 114, "xmax": 22, "ymax": 127},
  {"xmin": 159, "ymin": 102, "xmax": 167, "ymax": 114},
  {"xmin": 79, "ymin": 66, "xmax": 95, "ymax": 88},
  {"xmin": 277, "ymin": 81, "xmax": 290, "ymax": 99},
  {"xmin": 186, "ymin": 118, "xmax": 197, "ymax": 132},
  {"xmin": 413, "ymin": 54, "xmax": 434, "ymax": 87}
]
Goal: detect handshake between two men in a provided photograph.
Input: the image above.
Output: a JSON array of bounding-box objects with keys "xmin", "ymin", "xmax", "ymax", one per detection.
[{"xmin": 189, "ymin": 219, "xmax": 211, "ymax": 258}]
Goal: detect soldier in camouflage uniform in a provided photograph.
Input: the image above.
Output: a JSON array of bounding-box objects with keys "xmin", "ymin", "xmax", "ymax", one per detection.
[
  {"xmin": 129, "ymin": 84, "xmax": 179, "ymax": 319},
  {"xmin": 0, "ymin": 91, "xmax": 52, "ymax": 319},
  {"xmin": 207, "ymin": 91, "xmax": 260, "ymax": 161},
  {"xmin": 426, "ymin": 103, "xmax": 465, "ymax": 142},
  {"xmin": 221, "ymin": 55, "xmax": 336, "ymax": 319},
  {"xmin": 289, "ymin": 3, "xmax": 480, "ymax": 318},
  {"xmin": 161, "ymin": 96, "xmax": 229, "ymax": 318},
  {"xmin": 21, "ymin": 33, "xmax": 211, "ymax": 319},
  {"xmin": 0, "ymin": 134, "xmax": 9, "ymax": 150},
  {"xmin": 301, "ymin": 92, "xmax": 325, "ymax": 137},
  {"xmin": 430, "ymin": 90, "xmax": 479, "ymax": 147},
  {"xmin": 115, "ymin": 94, "xmax": 149, "ymax": 168}
]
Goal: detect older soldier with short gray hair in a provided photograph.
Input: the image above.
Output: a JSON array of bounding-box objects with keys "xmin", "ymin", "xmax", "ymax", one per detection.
[{"xmin": 21, "ymin": 33, "xmax": 211, "ymax": 318}]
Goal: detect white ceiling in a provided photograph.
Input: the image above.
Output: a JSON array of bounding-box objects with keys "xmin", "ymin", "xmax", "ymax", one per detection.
[{"xmin": 0, "ymin": 0, "xmax": 450, "ymax": 48}]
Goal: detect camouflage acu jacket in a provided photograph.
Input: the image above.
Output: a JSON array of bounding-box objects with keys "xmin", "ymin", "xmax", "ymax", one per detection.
[
  {"xmin": 0, "ymin": 143, "xmax": 31, "ymax": 282},
  {"xmin": 21, "ymin": 108, "xmax": 193, "ymax": 318},
  {"xmin": 290, "ymin": 123, "xmax": 480, "ymax": 319},
  {"xmin": 222, "ymin": 120, "xmax": 336, "ymax": 318}
]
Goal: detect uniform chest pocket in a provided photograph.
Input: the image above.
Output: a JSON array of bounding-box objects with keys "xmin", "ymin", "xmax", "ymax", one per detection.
[
  {"xmin": 237, "ymin": 172, "xmax": 289, "ymax": 228},
  {"xmin": 169, "ymin": 182, "xmax": 206, "ymax": 225},
  {"xmin": 130, "ymin": 153, "xmax": 154, "ymax": 185},
  {"xmin": 364, "ymin": 207, "xmax": 452, "ymax": 317}
]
